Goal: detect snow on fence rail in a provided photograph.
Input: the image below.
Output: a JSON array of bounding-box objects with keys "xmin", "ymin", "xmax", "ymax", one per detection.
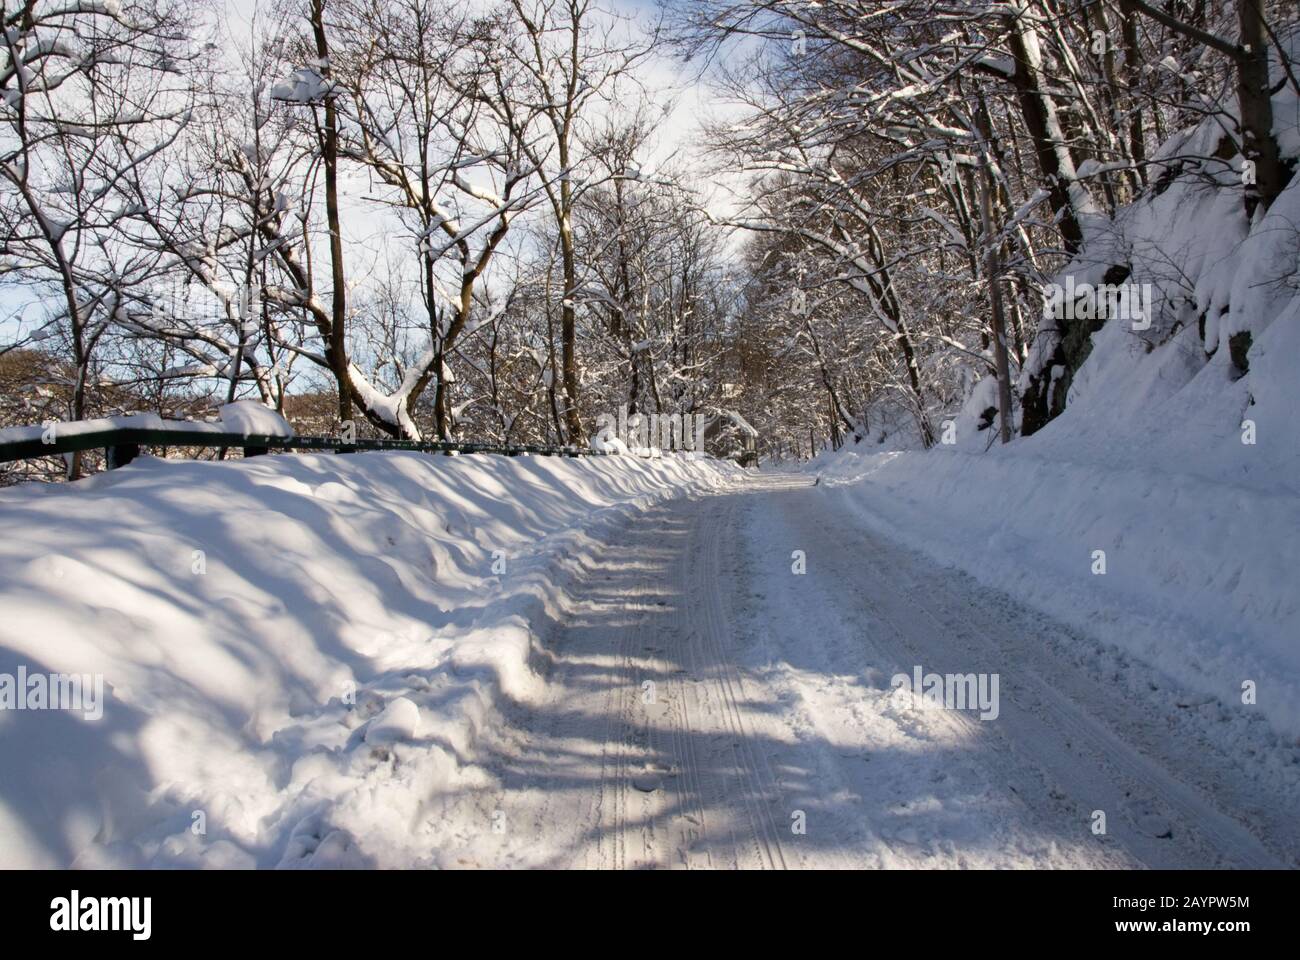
[{"xmin": 0, "ymin": 416, "xmax": 599, "ymax": 470}]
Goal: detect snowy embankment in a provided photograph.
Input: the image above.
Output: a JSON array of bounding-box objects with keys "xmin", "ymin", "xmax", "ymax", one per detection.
[
  {"xmin": 813, "ymin": 445, "xmax": 1300, "ymax": 743},
  {"xmin": 812, "ymin": 90, "xmax": 1300, "ymax": 742},
  {"xmin": 0, "ymin": 449, "xmax": 739, "ymax": 868}
]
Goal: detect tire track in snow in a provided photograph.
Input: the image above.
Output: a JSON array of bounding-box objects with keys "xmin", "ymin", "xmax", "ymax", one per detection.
[
  {"xmin": 881, "ymin": 546, "xmax": 1286, "ymax": 868},
  {"xmin": 802, "ymin": 479, "xmax": 1289, "ymax": 868},
  {"xmin": 461, "ymin": 469, "xmax": 1292, "ymax": 869},
  {"xmin": 686, "ymin": 493, "xmax": 788, "ymax": 868},
  {"xmin": 709, "ymin": 496, "xmax": 790, "ymax": 868},
  {"xmin": 729, "ymin": 474, "xmax": 1056, "ymax": 869}
]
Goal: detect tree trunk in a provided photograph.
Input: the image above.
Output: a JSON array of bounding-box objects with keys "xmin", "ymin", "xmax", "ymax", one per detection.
[
  {"xmin": 559, "ymin": 212, "xmax": 583, "ymax": 443},
  {"xmin": 1236, "ymin": 0, "xmax": 1285, "ymax": 215},
  {"xmin": 976, "ymin": 102, "xmax": 1015, "ymax": 443},
  {"xmin": 310, "ymin": 0, "xmax": 352, "ymax": 425},
  {"xmin": 1118, "ymin": 1, "xmax": 1148, "ymax": 189},
  {"xmin": 979, "ymin": 174, "xmax": 1015, "ymax": 444},
  {"xmin": 1004, "ymin": 2, "xmax": 1088, "ymax": 253}
]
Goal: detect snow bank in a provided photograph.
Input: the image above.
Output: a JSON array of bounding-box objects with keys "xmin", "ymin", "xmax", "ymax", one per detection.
[
  {"xmin": 814, "ymin": 445, "xmax": 1300, "ymax": 741},
  {"xmin": 217, "ymin": 400, "xmax": 294, "ymax": 437},
  {"xmin": 834, "ymin": 51, "xmax": 1300, "ymax": 742},
  {"xmin": 0, "ymin": 449, "xmax": 739, "ymax": 868},
  {"xmin": 813, "ymin": 155, "xmax": 1300, "ymax": 740}
]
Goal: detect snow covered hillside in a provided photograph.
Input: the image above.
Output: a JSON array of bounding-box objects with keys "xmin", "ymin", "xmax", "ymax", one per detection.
[
  {"xmin": 807, "ymin": 71, "xmax": 1300, "ymax": 743},
  {"xmin": 0, "ymin": 451, "xmax": 739, "ymax": 868},
  {"xmin": 810, "ymin": 445, "xmax": 1300, "ymax": 743}
]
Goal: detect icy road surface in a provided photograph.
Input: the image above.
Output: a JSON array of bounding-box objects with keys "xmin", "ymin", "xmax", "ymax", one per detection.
[{"xmin": 451, "ymin": 473, "xmax": 1300, "ymax": 869}]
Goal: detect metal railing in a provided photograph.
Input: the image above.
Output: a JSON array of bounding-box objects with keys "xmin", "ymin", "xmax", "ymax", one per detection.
[{"xmin": 0, "ymin": 422, "xmax": 600, "ymax": 472}]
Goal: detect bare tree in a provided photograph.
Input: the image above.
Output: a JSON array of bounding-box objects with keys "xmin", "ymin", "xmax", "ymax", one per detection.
[{"xmin": 0, "ymin": 0, "xmax": 196, "ymax": 474}]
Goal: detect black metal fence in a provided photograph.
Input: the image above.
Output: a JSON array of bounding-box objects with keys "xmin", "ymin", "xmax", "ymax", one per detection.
[{"xmin": 0, "ymin": 423, "xmax": 601, "ymax": 474}]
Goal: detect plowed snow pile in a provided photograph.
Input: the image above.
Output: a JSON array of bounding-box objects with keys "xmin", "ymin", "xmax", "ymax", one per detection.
[{"xmin": 0, "ymin": 450, "xmax": 739, "ymax": 868}]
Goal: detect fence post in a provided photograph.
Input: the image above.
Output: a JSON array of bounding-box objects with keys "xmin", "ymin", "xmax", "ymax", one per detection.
[{"xmin": 106, "ymin": 443, "xmax": 139, "ymax": 470}]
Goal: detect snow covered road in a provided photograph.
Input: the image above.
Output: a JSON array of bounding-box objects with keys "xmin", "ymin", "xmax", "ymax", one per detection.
[
  {"xmin": 453, "ymin": 472, "xmax": 1300, "ymax": 869},
  {"xmin": 4, "ymin": 456, "xmax": 1296, "ymax": 870}
]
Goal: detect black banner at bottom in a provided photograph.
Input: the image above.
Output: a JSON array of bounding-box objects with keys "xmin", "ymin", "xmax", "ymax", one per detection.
[{"xmin": 0, "ymin": 868, "xmax": 1287, "ymax": 947}]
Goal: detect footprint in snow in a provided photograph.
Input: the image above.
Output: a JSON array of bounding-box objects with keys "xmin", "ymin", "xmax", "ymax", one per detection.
[
  {"xmin": 632, "ymin": 762, "xmax": 675, "ymax": 793},
  {"xmin": 363, "ymin": 697, "xmax": 422, "ymax": 746},
  {"xmin": 1125, "ymin": 800, "xmax": 1173, "ymax": 839}
]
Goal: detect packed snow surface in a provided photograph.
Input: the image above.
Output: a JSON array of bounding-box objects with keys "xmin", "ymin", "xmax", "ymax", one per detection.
[
  {"xmin": 2, "ymin": 450, "xmax": 1296, "ymax": 869},
  {"xmin": 0, "ymin": 450, "xmax": 739, "ymax": 867},
  {"xmin": 810, "ymin": 442, "xmax": 1300, "ymax": 741}
]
